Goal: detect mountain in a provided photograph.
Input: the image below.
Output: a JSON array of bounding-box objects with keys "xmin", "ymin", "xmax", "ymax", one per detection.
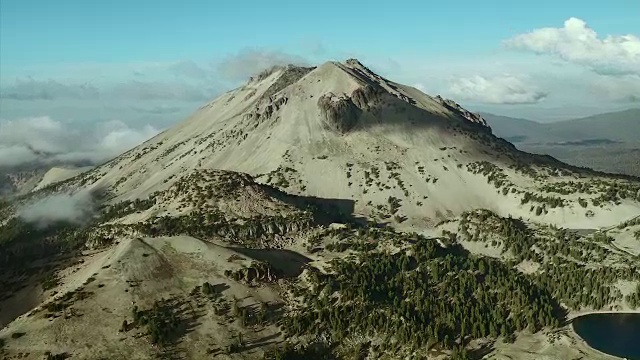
[
  {"xmin": 548, "ymin": 108, "xmax": 640, "ymax": 143},
  {"xmin": 479, "ymin": 113, "xmax": 547, "ymax": 144},
  {"xmin": 483, "ymin": 108, "xmax": 640, "ymax": 144},
  {"xmin": 1, "ymin": 59, "xmax": 639, "ymax": 360},
  {"xmin": 1, "ymin": 163, "xmax": 93, "ymax": 198},
  {"xmin": 0, "ymin": 168, "xmax": 46, "ymax": 197},
  {"xmin": 43, "ymin": 60, "xmax": 639, "ymax": 229},
  {"xmin": 484, "ymin": 109, "xmax": 640, "ymax": 176}
]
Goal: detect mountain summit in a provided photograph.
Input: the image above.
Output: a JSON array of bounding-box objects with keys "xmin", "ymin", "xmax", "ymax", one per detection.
[
  {"xmin": 3, "ymin": 59, "xmax": 640, "ymax": 360},
  {"xmin": 54, "ymin": 59, "xmax": 639, "ymax": 229}
]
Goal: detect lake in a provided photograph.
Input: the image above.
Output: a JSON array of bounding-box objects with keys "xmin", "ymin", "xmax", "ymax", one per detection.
[{"xmin": 572, "ymin": 313, "xmax": 640, "ymax": 360}]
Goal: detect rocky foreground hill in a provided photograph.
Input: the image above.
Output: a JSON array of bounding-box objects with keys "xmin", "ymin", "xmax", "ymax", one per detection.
[{"xmin": 1, "ymin": 59, "xmax": 639, "ymax": 360}]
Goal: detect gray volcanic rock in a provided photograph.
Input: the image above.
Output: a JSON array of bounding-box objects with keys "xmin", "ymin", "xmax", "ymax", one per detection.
[{"xmin": 317, "ymin": 93, "xmax": 363, "ymax": 133}]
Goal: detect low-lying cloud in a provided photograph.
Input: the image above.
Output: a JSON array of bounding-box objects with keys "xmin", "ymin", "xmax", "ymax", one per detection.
[
  {"xmin": 0, "ymin": 78, "xmax": 218, "ymax": 102},
  {"xmin": 0, "ymin": 78, "xmax": 100, "ymax": 101},
  {"xmin": 504, "ymin": 17, "xmax": 640, "ymax": 76},
  {"xmin": 449, "ymin": 74, "xmax": 548, "ymax": 104},
  {"xmin": 597, "ymin": 74, "xmax": 640, "ymax": 104},
  {"xmin": 168, "ymin": 60, "xmax": 213, "ymax": 80},
  {"xmin": 110, "ymin": 80, "xmax": 214, "ymax": 101},
  {"xmin": 131, "ymin": 104, "xmax": 183, "ymax": 114},
  {"xmin": 19, "ymin": 190, "xmax": 96, "ymax": 228},
  {"xmin": 216, "ymin": 48, "xmax": 309, "ymax": 81},
  {"xmin": 0, "ymin": 116, "xmax": 160, "ymax": 168}
]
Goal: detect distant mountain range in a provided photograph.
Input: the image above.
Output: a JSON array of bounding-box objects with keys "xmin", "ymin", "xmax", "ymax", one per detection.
[
  {"xmin": 483, "ymin": 109, "xmax": 640, "ymax": 177},
  {"xmin": 482, "ymin": 108, "xmax": 640, "ymax": 145}
]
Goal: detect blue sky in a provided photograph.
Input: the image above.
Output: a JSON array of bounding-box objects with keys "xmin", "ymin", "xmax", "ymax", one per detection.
[
  {"xmin": 1, "ymin": 0, "xmax": 639, "ymax": 166},
  {"xmin": 2, "ymin": 0, "xmax": 638, "ymax": 71}
]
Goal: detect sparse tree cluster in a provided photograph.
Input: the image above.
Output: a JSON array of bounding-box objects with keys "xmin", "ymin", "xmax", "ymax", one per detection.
[
  {"xmin": 520, "ymin": 192, "xmax": 565, "ymax": 209},
  {"xmin": 282, "ymin": 236, "xmax": 561, "ymax": 356},
  {"xmin": 129, "ymin": 300, "xmax": 181, "ymax": 346},
  {"xmin": 467, "ymin": 161, "xmax": 512, "ymax": 189},
  {"xmin": 458, "ymin": 210, "xmax": 640, "ymax": 311},
  {"xmin": 625, "ymin": 283, "xmax": 640, "ymax": 309}
]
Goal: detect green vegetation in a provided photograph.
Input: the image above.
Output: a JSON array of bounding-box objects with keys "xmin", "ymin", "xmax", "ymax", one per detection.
[
  {"xmin": 2, "ymin": 158, "xmax": 639, "ymax": 358},
  {"xmin": 387, "ymin": 196, "xmax": 402, "ymax": 214},
  {"xmin": 41, "ymin": 272, "xmax": 60, "ymax": 291},
  {"xmin": 617, "ymin": 216, "xmax": 640, "ymax": 229},
  {"xmin": 467, "ymin": 161, "xmax": 512, "ymax": 189},
  {"xmin": 45, "ymin": 353, "xmax": 70, "ymax": 360},
  {"xmin": 540, "ymin": 179, "xmax": 640, "ymax": 206},
  {"xmin": 326, "ymin": 238, "xmax": 378, "ymax": 252},
  {"xmin": 265, "ymin": 166, "xmax": 303, "ymax": 189},
  {"xmin": 520, "ymin": 192, "xmax": 566, "ymax": 209},
  {"xmin": 457, "ymin": 210, "xmax": 640, "ymax": 310},
  {"xmin": 0, "ymin": 218, "xmax": 84, "ymax": 301},
  {"xmin": 384, "ymin": 161, "xmax": 410, "ymax": 195},
  {"xmin": 138, "ymin": 210, "xmax": 313, "ymax": 247},
  {"xmin": 536, "ymin": 263, "xmax": 637, "ymax": 309},
  {"xmin": 129, "ymin": 300, "xmax": 182, "ymax": 346},
  {"xmin": 625, "ymin": 283, "xmax": 640, "ymax": 308},
  {"xmin": 459, "ymin": 210, "xmax": 539, "ymax": 262},
  {"xmin": 262, "ymin": 342, "xmax": 333, "ymax": 359},
  {"xmin": 578, "ymin": 198, "xmax": 588, "ymax": 208},
  {"xmin": 99, "ymin": 198, "xmax": 155, "ymax": 222},
  {"xmin": 39, "ymin": 287, "xmax": 93, "ymax": 320},
  {"xmin": 281, "ymin": 234, "xmax": 561, "ymax": 357}
]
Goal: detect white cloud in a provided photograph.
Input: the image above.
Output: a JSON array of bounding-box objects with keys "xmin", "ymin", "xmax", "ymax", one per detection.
[
  {"xmin": 0, "ymin": 79, "xmax": 100, "ymax": 100},
  {"xmin": 19, "ymin": 190, "xmax": 96, "ymax": 227},
  {"xmin": 168, "ymin": 60, "xmax": 213, "ymax": 79},
  {"xmin": 0, "ymin": 116, "xmax": 160, "ymax": 168},
  {"xmin": 412, "ymin": 83, "xmax": 427, "ymax": 93},
  {"xmin": 110, "ymin": 80, "xmax": 215, "ymax": 101},
  {"xmin": 587, "ymin": 74, "xmax": 640, "ymax": 103},
  {"xmin": 0, "ymin": 116, "xmax": 72, "ymax": 155},
  {"xmin": 504, "ymin": 17, "xmax": 640, "ymax": 75},
  {"xmin": 449, "ymin": 74, "xmax": 548, "ymax": 104},
  {"xmin": 0, "ymin": 50, "xmax": 309, "ymax": 103},
  {"xmin": 0, "ymin": 145, "xmax": 40, "ymax": 167},
  {"xmin": 131, "ymin": 104, "xmax": 183, "ymax": 114},
  {"xmin": 94, "ymin": 120, "xmax": 159, "ymax": 158},
  {"xmin": 216, "ymin": 48, "xmax": 309, "ymax": 81},
  {"xmin": 0, "ymin": 78, "xmax": 218, "ymax": 102}
]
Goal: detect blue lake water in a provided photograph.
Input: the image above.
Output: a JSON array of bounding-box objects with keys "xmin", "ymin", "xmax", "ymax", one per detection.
[{"xmin": 572, "ymin": 313, "xmax": 640, "ymax": 360}]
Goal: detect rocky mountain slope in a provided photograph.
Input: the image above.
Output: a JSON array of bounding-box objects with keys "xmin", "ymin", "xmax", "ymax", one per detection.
[
  {"xmin": 0, "ymin": 165, "xmax": 91, "ymax": 198},
  {"xmin": 1, "ymin": 59, "xmax": 640, "ymax": 360},
  {"xmin": 48, "ymin": 59, "xmax": 640, "ymax": 230}
]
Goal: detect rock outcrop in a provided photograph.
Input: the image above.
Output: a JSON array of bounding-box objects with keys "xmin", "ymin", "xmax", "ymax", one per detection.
[
  {"xmin": 317, "ymin": 93, "xmax": 363, "ymax": 133},
  {"xmin": 225, "ymin": 261, "xmax": 279, "ymax": 283},
  {"xmin": 434, "ymin": 95, "xmax": 489, "ymax": 129},
  {"xmin": 261, "ymin": 65, "xmax": 314, "ymax": 101},
  {"xmin": 351, "ymin": 83, "xmax": 383, "ymax": 110}
]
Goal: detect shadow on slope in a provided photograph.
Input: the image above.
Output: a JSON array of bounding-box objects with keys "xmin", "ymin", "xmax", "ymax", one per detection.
[
  {"xmin": 259, "ymin": 184, "xmax": 359, "ymax": 225},
  {"xmin": 227, "ymin": 247, "xmax": 311, "ymax": 277}
]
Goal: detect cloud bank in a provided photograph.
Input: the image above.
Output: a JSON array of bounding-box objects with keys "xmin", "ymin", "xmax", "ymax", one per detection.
[
  {"xmin": 504, "ymin": 17, "xmax": 640, "ymax": 76},
  {"xmin": 0, "ymin": 116, "xmax": 160, "ymax": 168},
  {"xmin": 449, "ymin": 74, "xmax": 548, "ymax": 104},
  {"xmin": 0, "ymin": 78, "xmax": 217, "ymax": 102},
  {"xmin": 216, "ymin": 48, "xmax": 309, "ymax": 81},
  {"xmin": 0, "ymin": 79, "xmax": 100, "ymax": 101},
  {"xmin": 0, "ymin": 49, "xmax": 308, "ymax": 103},
  {"xmin": 19, "ymin": 190, "xmax": 96, "ymax": 227}
]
